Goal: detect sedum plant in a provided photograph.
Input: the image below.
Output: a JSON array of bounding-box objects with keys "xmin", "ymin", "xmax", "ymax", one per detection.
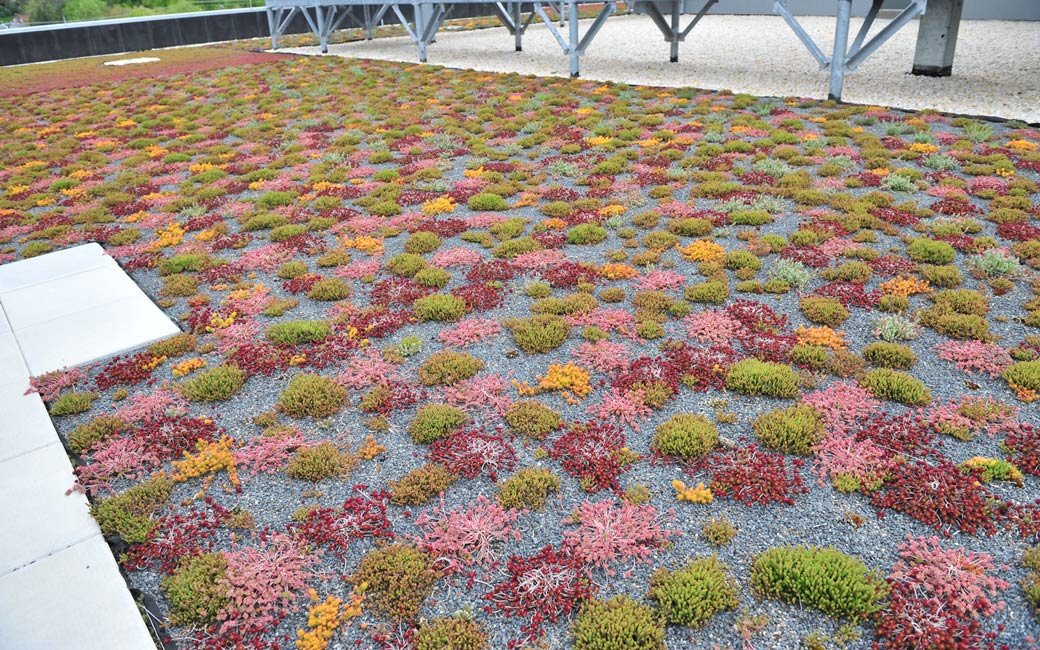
[
  {"xmin": 646, "ymin": 556, "xmax": 739, "ymax": 628},
  {"xmin": 751, "ymin": 545, "xmax": 889, "ymax": 621},
  {"xmin": 571, "ymin": 595, "xmax": 665, "ymax": 650}
]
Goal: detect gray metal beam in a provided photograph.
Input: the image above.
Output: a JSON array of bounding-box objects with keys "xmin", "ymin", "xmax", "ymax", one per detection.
[
  {"xmin": 848, "ymin": 0, "xmax": 881, "ymax": 57},
  {"xmin": 844, "ymin": 0, "xmax": 924, "ymax": 71},
  {"xmin": 773, "ymin": 0, "xmax": 829, "ymax": 68},
  {"xmin": 530, "ymin": 0, "xmax": 614, "ymax": 76},
  {"xmin": 912, "ymin": 0, "xmax": 964, "ymax": 76},
  {"xmin": 828, "ymin": 0, "xmax": 852, "ymax": 100},
  {"xmin": 637, "ymin": 0, "xmax": 716, "ymax": 63},
  {"xmin": 512, "ymin": 2, "xmax": 522, "ymax": 50}
]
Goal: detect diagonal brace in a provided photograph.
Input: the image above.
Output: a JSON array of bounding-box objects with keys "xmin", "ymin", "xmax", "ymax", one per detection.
[
  {"xmin": 419, "ymin": 3, "xmax": 447, "ymax": 44},
  {"xmin": 533, "ymin": 2, "xmax": 569, "ymax": 51},
  {"xmin": 575, "ymin": 2, "xmax": 613, "ymax": 55},
  {"xmin": 773, "ymin": 0, "xmax": 829, "ymax": 68},
  {"xmin": 391, "ymin": 3, "xmax": 419, "ymax": 42},
  {"xmin": 639, "ymin": 0, "xmax": 716, "ymax": 62},
  {"xmin": 267, "ymin": 6, "xmax": 299, "ymax": 49},
  {"xmin": 845, "ymin": 0, "xmax": 925, "ymax": 71},
  {"xmin": 532, "ymin": 1, "xmax": 615, "ymax": 76}
]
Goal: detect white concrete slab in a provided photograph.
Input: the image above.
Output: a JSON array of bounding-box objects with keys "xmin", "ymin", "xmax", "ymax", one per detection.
[
  {"xmin": 104, "ymin": 57, "xmax": 160, "ymax": 66},
  {"xmin": 0, "ymin": 330, "xmax": 29, "ymax": 384},
  {"xmin": 0, "ymin": 302, "xmax": 11, "ymax": 334},
  {"xmin": 0, "ymin": 377, "xmax": 57, "ymax": 464},
  {"xmin": 0, "ymin": 443, "xmax": 99, "ymax": 576},
  {"xmin": 0, "ymin": 535, "xmax": 156, "ymax": 650},
  {"xmin": 0, "ymin": 243, "xmax": 107, "ymax": 293},
  {"xmin": 14, "ymin": 294, "xmax": 180, "ymax": 376},
  {"xmin": 1, "ymin": 259, "xmax": 140, "ymax": 331},
  {"xmin": 0, "ymin": 244, "xmax": 160, "ymax": 650}
]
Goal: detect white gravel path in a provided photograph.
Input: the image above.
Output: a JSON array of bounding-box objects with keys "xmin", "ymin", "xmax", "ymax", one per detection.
[{"xmin": 282, "ymin": 13, "xmax": 1040, "ymax": 123}]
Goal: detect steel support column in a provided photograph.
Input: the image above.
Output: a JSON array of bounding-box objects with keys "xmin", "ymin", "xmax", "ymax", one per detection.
[
  {"xmin": 639, "ymin": 0, "xmax": 717, "ymax": 64},
  {"xmin": 531, "ymin": 1, "xmax": 613, "ymax": 77},
  {"xmin": 568, "ymin": 1, "xmax": 580, "ymax": 76},
  {"xmin": 828, "ymin": 0, "xmax": 852, "ymax": 100},
  {"xmin": 912, "ymin": 0, "xmax": 964, "ymax": 76},
  {"xmin": 267, "ymin": 5, "xmax": 299, "ymax": 49}
]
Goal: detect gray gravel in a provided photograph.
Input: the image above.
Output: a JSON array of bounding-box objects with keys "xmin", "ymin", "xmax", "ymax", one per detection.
[
  {"xmin": 284, "ymin": 13, "xmax": 1040, "ymax": 124},
  {"xmin": 44, "ymin": 71, "xmax": 1040, "ymax": 649}
]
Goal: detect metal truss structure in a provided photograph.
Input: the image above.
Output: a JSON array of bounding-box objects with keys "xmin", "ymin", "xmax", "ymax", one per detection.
[
  {"xmin": 266, "ymin": 0, "xmax": 966, "ymax": 101},
  {"xmin": 775, "ymin": 0, "xmax": 927, "ymax": 100}
]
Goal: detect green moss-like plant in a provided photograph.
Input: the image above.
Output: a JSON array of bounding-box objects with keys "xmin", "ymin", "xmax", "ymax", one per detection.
[
  {"xmin": 858, "ymin": 368, "xmax": 932, "ymax": 405},
  {"xmin": 49, "ymin": 391, "xmax": 96, "ymax": 416},
  {"xmin": 414, "ymin": 267, "xmax": 452, "ymax": 288},
  {"xmin": 160, "ymin": 552, "xmax": 229, "ymax": 627},
  {"xmin": 495, "ymin": 467, "xmax": 561, "ymax": 510},
  {"xmin": 861, "ymin": 342, "xmax": 917, "ymax": 369},
  {"xmin": 750, "ymin": 546, "xmax": 889, "ymax": 621},
  {"xmin": 724, "ymin": 250, "xmax": 762, "ymax": 271},
  {"xmin": 567, "ymin": 223, "xmax": 608, "ymax": 245},
  {"xmin": 285, "ymin": 441, "xmax": 356, "ymax": 481},
  {"xmin": 417, "ymin": 351, "xmax": 484, "ymax": 386},
  {"xmin": 959, "ymin": 457, "xmax": 1024, "ymax": 486},
  {"xmin": 669, "ymin": 217, "xmax": 713, "ymax": 237},
  {"xmin": 266, "ymin": 320, "xmax": 331, "ymax": 346},
  {"xmin": 389, "ymin": 463, "xmax": 459, "ymax": 505},
  {"xmin": 907, "ymin": 238, "xmax": 956, "ymax": 264},
  {"xmin": 493, "ymin": 237, "xmax": 542, "ymax": 259},
  {"xmin": 752, "ymin": 404, "xmax": 824, "ymax": 455},
  {"xmin": 415, "ymin": 618, "xmax": 489, "ymax": 650},
  {"xmin": 278, "ymin": 373, "xmax": 348, "ymax": 418},
  {"xmin": 408, "ymin": 404, "xmax": 469, "ymax": 443},
  {"xmin": 684, "ymin": 281, "xmax": 729, "ymax": 304},
  {"xmin": 504, "ymin": 400, "xmax": 562, "ymax": 439},
  {"xmin": 642, "ymin": 230, "xmax": 679, "ymax": 251},
  {"xmin": 647, "ymin": 557, "xmax": 739, "ymax": 628},
  {"xmin": 725, "ymin": 359, "xmax": 800, "ymax": 398},
  {"xmin": 269, "ymin": 224, "xmax": 307, "ymax": 242},
  {"xmin": 352, "ymin": 544, "xmax": 439, "ymax": 623},
  {"xmin": 730, "ymin": 209, "xmax": 773, "ymax": 226},
  {"xmin": 820, "ymin": 261, "xmax": 872, "ymax": 283},
  {"xmin": 468, "ymin": 193, "xmax": 509, "ymax": 211},
  {"xmin": 277, "ymin": 261, "xmax": 308, "ymax": 279},
  {"xmin": 386, "ymin": 253, "xmax": 428, "ymax": 277},
  {"xmin": 90, "ymin": 474, "xmax": 173, "ymax": 543},
  {"xmin": 307, "ymin": 277, "xmax": 351, "ymax": 301},
  {"xmin": 932, "ymin": 289, "xmax": 989, "ymax": 316},
  {"xmin": 315, "ymin": 249, "xmax": 351, "ymax": 268},
  {"xmin": 148, "ymin": 333, "xmax": 196, "ymax": 358},
  {"xmin": 789, "ymin": 344, "xmax": 830, "ymax": 371},
  {"xmin": 917, "ymin": 306, "xmax": 991, "ymax": 341},
  {"xmin": 505, "ymin": 314, "xmax": 572, "ymax": 353},
  {"xmin": 68, "ymin": 415, "xmax": 127, "ymax": 454},
  {"xmin": 22, "ymin": 241, "xmax": 53, "ymax": 258},
  {"xmin": 1004, "ymin": 360, "xmax": 1040, "ymax": 392},
  {"xmin": 161, "ymin": 273, "xmax": 198, "ymax": 297},
  {"xmin": 257, "ymin": 190, "xmax": 295, "ymax": 209},
  {"xmin": 414, "ymin": 293, "xmax": 468, "ymax": 322},
  {"xmin": 800, "ymin": 296, "xmax": 850, "ymax": 328},
  {"xmin": 404, "ymin": 231, "xmax": 442, "ymax": 254},
  {"xmin": 701, "ymin": 516, "xmax": 738, "ymax": 546},
  {"xmin": 652, "ymin": 414, "xmax": 718, "ymax": 460},
  {"xmin": 242, "ymin": 212, "xmax": 287, "ymax": 231},
  {"xmin": 571, "ymin": 595, "xmax": 665, "ymax": 650},
  {"xmin": 178, "ymin": 366, "xmax": 245, "ymax": 402},
  {"xmin": 530, "ymin": 293, "xmax": 597, "ymax": 316},
  {"xmin": 159, "ymin": 253, "xmax": 209, "ymax": 276},
  {"xmin": 918, "ymin": 264, "xmax": 963, "ymax": 288}
]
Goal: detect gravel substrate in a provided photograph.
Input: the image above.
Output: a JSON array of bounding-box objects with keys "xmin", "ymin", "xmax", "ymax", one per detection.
[
  {"xmin": 9, "ymin": 51, "xmax": 1040, "ymax": 650},
  {"xmin": 284, "ymin": 13, "xmax": 1040, "ymax": 124}
]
